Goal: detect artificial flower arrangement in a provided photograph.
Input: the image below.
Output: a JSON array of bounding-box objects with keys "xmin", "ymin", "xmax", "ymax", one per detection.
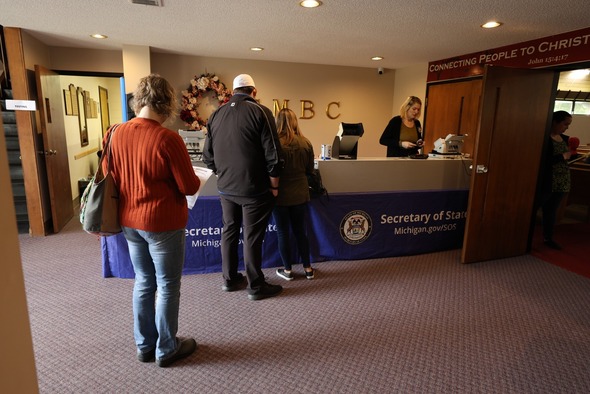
[{"xmin": 180, "ymin": 73, "xmax": 232, "ymax": 130}]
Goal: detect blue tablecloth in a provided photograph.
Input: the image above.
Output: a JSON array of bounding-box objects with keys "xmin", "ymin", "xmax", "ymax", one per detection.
[{"xmin": 102, "ymin": 190, "xmax": 469, "ymax": 278}]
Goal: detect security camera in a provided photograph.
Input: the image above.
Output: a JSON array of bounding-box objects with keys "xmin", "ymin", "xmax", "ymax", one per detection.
[{"xmin": 378, "ymin": 67, "xmax": 384, "ymax": 75}]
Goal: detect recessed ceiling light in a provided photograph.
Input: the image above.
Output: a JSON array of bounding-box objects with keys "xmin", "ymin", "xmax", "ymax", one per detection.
[
  {"xmin": 300, "ymin": 0, "xmax": 322, "ymax": 8},
  {"xmin": 371, "ymin": 56, "xmax": 384, "ymax": 61},
  {"xmin": 250, "ymin": 47, "xmax": 264, "ymax": 52},
  {"xmin": 90, "ymin": 34, "xmax": 108, "ymax": 39},
  {"xmin": 481, "ymin": 21, "xmax": 502, "ymax": 29}
]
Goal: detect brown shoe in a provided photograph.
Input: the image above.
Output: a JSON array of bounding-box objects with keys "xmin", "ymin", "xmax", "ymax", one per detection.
[{"xmin": 156, "ymin": 338, "xmax": 197, "ymax": 368}]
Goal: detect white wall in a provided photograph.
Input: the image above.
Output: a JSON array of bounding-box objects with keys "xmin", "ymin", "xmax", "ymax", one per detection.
[
  {"xmin": 570, "ymin": 114, "xmax": 590, "ymax": 146},
  {"xmin": 49, "ymin": 47, "xmax": 124, "ymax": 74},
  {"xmin": 391, "ymin": 63, "xmax": 429, "ymax": 116},
  {"xmin": 122, "ymin": 45, "xmax": 151, "ymax": 94}
]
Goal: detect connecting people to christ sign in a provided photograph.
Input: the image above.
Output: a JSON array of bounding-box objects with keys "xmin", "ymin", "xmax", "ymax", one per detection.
[{"xmin": 428, "ymin": 26, "xmax": 590, "ymax": 83}]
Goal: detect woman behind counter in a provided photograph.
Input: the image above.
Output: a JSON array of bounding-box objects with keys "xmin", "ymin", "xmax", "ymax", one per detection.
[{"xmin": 379, "ymin": 96, "xmax": 423, "ymax": 157}]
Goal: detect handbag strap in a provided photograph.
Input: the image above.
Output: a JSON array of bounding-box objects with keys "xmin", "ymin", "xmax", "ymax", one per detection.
[{"xmin": 103, "ymin": 124, "xmax": 121, "ymax": 175}]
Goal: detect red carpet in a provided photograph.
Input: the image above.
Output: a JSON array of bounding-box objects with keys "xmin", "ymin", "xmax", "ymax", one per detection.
[{"xmin": 531, "ymin": 223, "xmax": 590, "ymax": 278}]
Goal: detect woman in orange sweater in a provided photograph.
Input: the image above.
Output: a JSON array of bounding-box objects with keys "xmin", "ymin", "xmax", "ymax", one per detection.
[{"xmin": 105, "ymin": 74, "xmax": 200, "ymax": 367}]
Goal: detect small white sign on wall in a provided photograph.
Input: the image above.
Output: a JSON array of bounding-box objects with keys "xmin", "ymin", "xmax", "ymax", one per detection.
[{"xmin": 5, "ymin": 100, "xmax": 37, "ymax": 111}]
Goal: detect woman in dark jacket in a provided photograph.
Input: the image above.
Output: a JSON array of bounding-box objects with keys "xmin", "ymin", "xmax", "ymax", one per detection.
[
  {"xmin": 379, "ymin": 96, "xmax": 423, "ymax": 157},
  {"xmin": 272, "ymin": 108, "xmax": 316, "ymax": 280}
]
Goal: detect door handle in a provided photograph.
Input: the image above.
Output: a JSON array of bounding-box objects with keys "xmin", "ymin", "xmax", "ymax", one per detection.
[
  {"xmin": 476, "ymin": 165, "xmax": 488, "ymax": 173},
  {"xmin": 37, "ymin": 150, "xmax": 57, "ymax": 156}
]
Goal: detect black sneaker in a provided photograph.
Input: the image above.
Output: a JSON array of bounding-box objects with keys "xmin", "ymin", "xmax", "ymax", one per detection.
[
  {"xmin": 156, "ymin": 337, "xmax": 197, "ymax": 368},
  {"xmin": 222, "ymin": 273, "xmax": 246, "ymax": 292},
  {"xmin": 247, "ymin": 283, "xmax": 283, "ymax": 301},
  {"xmin": 137, "ymin": 348, "xmax": 155, "ymax": 363},
  {"xmin": 276, "ymin": 268, "xmax": 294, "ymax": 281},
  {"xmin": 305, "ymin": 268, "xmax": 315, "ymax": 280}
]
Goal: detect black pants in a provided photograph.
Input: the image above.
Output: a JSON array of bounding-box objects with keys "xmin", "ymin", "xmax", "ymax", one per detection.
[
  {"xmin": 272, "ymin": 203, "xmax": 311, "ymax": 271},
  {"xmin": 541, "ymin": 191, "xmax": 566, "ymax": 241},
  {"xmin": 220, "ymin": 193, "xmax": 275, "ymax": 290}
]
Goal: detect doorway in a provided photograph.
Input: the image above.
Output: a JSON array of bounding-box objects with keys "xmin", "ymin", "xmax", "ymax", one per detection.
[
  {"xmin": 55, "ymin": 74, "xmax": 122, "ymax": 208},
  {"xmin": 459, "ymin": 65, "xmax": 590, "ymax": 263},
  {"xmin": 536, "ymin": 67, "xmax": 590, "ymax": 227}
]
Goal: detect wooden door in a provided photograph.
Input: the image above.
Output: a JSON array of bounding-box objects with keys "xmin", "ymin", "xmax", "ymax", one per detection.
[
  {"xmin": 424, "ymin": 79, "xmax": 482, "ymax": 156},
  {"xmin": 35, "ymin": 65, "xmax": 74, "ymax": 233},
  {"xmin": 461, "ymin": 66, "xmax": 557, "ymax": 263}
]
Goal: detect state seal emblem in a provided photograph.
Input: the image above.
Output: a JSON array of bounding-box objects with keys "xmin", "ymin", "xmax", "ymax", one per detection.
[{"xmin": 339, "ymin": 210, "xmax": 372, "ymax": 245}]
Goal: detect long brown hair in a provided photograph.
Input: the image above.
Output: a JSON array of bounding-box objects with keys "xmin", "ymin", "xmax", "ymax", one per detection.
[{"xmin": 275, "ymin": 108, "xmax": 303, "ymax": 145}]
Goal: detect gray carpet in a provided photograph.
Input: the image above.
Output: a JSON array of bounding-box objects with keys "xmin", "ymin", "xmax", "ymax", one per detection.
[{"xmin": 19, "ymin": 218, "xmax": 590, "ymax": 393}]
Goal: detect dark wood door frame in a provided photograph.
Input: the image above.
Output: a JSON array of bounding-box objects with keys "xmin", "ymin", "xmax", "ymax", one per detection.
[
  {"xmin": 4, "ymin": 27, "xmax": 47, "ymax": 235},
  {"xmin": 35, "ymin": 65, "xmax": 74, "ymax": 233}
]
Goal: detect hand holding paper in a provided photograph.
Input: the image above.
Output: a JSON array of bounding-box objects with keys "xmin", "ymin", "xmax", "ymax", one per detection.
[{"xmin": 186, "ymin": 166, "xmax": 214, "ymax": 209}]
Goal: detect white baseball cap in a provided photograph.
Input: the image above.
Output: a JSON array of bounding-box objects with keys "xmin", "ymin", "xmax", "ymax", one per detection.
[{"xmin": 233, "ymin": 74, "xmax": 256, "ymax": 90}]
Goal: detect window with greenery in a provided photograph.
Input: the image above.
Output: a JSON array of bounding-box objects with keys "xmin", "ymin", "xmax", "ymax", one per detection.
[
  {"xmin": 554, "ymin": 101, "xmax": 573, "ymax": 112},
  {"xmin": 553, "ymin": 100, "xmax": 590, "ymax": 115},
  {"xmin": 573, "ymin": 101, "xmax": 590, "ymax": 115}
]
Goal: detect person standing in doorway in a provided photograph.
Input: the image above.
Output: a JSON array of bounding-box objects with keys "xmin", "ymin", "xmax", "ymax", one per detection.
[
  {"xmin": 540, "ymin": 110, "xmax": 573, "ymax": 250},
  {"xmin": 106, "ymin": 74, "xmax": 200, "ymax": 367},
  {"xmin": 203, "ymin": 74, "xmax": 284, "ymax": 301},
  {"xmin": 273, "ymin": 108, "xmax": 316, "ymax": 281},
  {"xmin": 379, "ymin": 96, "xmax": 424, "ymax": 157}
]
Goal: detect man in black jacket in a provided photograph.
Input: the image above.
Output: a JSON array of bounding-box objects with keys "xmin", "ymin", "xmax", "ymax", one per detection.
[{"xmin": 203, "ymin": 74, "xmax": 284, "ymax": 300}]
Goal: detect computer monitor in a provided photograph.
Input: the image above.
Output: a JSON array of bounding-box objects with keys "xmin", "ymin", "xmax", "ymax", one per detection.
[
  {"xmin": 337, "ymin": 122, "xmax": 365, "ymax": 137},
  {"xmin": 333, "ymin": 122, "xmax": 364, "ymax": 159}
]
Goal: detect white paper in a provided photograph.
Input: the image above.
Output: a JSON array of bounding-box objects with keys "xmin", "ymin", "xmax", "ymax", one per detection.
[{"xmin": 186, "ymin": 166, "xmax": 214, "ymax": 209}]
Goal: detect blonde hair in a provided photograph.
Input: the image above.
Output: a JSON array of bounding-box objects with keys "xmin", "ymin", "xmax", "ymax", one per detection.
[
  {"xmin": 276, "ymin": 108, "xmax": 303, "ymax": 145},
  {"xmin": 132, "ymin": 74, "xmax": 177, "ymax": 118},
  {"xmin": 399, "ymin": 96, "xmax": 422, "ymax": 119}
]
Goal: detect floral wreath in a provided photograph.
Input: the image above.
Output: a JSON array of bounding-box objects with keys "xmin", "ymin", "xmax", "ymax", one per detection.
[{"xmin": 180, "ymin": 73, "xmax": 232, "ymax": 131}]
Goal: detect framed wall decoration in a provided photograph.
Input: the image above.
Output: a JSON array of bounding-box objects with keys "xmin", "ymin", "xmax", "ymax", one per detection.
[
  {"xmin": 77, "ymin": 87, "xmax": 89, "ymax": 147},
  {"xmin": 98, "ymin": 86, "xmax": 110, "ymax": 137},
  {"xmin": 63, "ymin": 89, "xmax": 73, "ymax": 115},
  {"xmin": 84, "ymin": 90, "xmax": 92, "ymax": 117},
  {"xmin": 69, "ymin": 84, "xmax": 78, "ymax": 116},
  {"xmin": 89, "ymin": 100, "xmax": 98, "ymax": 118}
]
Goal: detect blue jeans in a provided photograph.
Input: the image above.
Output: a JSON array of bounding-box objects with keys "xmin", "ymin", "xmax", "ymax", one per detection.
[
  {"xmin": 272, "ymin": 204, "xmax": 311, "ymax": 271},
  {"xmin": 122, "ymin": 226, "xmax": 185, "ymax": 359}
]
